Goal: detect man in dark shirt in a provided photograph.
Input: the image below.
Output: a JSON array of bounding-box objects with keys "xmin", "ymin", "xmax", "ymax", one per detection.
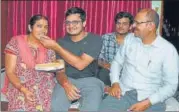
[{"xmin": 40, "ymin": 7, "xmax": 104, "ymax": 111}]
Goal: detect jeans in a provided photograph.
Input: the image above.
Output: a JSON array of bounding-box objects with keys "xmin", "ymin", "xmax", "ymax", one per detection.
[
  {"xmin": 99, "ymin": 89, "xmax": 166, "ymax": 111},
  {"xmin": 51, "ymin": 77, "xmax": 104, "ymax": 111}
]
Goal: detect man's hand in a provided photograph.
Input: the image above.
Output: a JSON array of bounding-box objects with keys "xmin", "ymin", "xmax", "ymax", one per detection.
[
  {"xmin": 39, "ymin": 36, "xmax": 58, "ymax": 50},
  {"xmin": 98, "ymin": 60, "xmax": 110, "ymax": 70},
  {"xmin": 128, "ymin": 99, "xmax": 151, "ymax": 111},
  {"xmin": 103, "ymin": 63, "xmax": 110, "ymax": 70},
  {"xmin": 63, "ymin": 82, "xmax": 81, "ymax": 101},
  {"xmin": 108, "ymin": 83, "xmax": 121, "ymax": 99}
]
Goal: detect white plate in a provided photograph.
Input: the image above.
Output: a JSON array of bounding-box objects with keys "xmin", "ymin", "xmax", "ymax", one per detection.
[{"xmin": 35, "ymin": 62, "xmax": 64, "ymax": 72}]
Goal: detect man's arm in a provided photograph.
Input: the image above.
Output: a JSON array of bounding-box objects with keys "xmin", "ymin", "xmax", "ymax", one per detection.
[
  {"xmin": 56, "ymin": 69, "xmax": 81, "ymax": 101},
  {"xmin": 109, "ymin": 44, "xmax": 125, "ymax": 84},
  {"xmin": 56, "ymin": 69, "xmax": 68, "ymax": 86},
  {"xmin": 54, "ymin": 44, "xmax": 94, "ymax": 70},
  {"xmin": 148, "ymin": 46, "xmax": 179, "ymax": 105},
  {"xmin": 108, "ymin": 43, "xmax": 126, "ymax": 98},
  {"xmin": 40, "ymin": 37, "xmax": 94, "ymax": 70}
]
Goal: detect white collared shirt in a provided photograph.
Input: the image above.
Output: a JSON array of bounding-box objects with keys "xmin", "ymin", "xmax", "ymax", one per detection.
[{"xmin": 110, "ymin": 33, "xmax": 179, "ymax": 105}]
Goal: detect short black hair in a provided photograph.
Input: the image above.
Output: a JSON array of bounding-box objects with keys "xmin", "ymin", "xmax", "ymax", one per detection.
[
  {"xmin": 27, "ymin": 14, "xmax": 48, "ymax": 34},
  {"xmin": 65, "ymin": 7, "xmax": 86, "ymax": 22},
  {"xmin": 114, "ymin": 12, "xmax": 134, "ymax": 25}
]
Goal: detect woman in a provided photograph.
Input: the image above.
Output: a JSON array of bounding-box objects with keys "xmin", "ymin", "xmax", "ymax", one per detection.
[{"xmin": 4, "ymin": 14, "xmax": 55, "ymax": 111}]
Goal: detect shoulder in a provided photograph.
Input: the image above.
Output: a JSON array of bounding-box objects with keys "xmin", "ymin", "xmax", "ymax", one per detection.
[
  {"xmin": 4, "ymin": 35, "xmax": 26, "ymax": 55},
  {"xmin": 157, "ymin": 36, "xmax": 177, "ymax": 51},
  {"xmin": 57, "ymin": 35, "xmax": 69, "ymax": 43},
  {"xmin": 9, "ymin": 35, "xmax": 26, "ymax": 41},
  {"xmin": 124, "ymin": 33, "xmax": 137, "ymax": 45},
  {"xmin": 87, "ymin": 32, "xmax": 102, "ymax": 42},
  {"xmin": 7, "ymin": 35, "xmax": 27, "ymax": 45},
  {"xmin": 88, "ymin": 32, "xmax": 101, "ymax": 38},
  {"xmin": 101, "ymin": 32, "xmax": 115, "ymax": 40}
]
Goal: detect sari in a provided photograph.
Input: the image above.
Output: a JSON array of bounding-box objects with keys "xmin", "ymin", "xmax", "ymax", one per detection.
[{"xmin": 2, "ymin": 35, "xmax": 55, "ymax": 111}]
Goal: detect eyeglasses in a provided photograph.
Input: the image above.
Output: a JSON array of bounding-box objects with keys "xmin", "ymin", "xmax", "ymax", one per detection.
[
  {"xmin": 116, "ymin": 22, "xmax": 130, "ymax": 26},
  {"xmin": 64, "ymin": 20, "xmax": 82, "ymax": 26},
  {"xmin": 133, "ymin": 20, "xmax": 152, "ymax": 25}
]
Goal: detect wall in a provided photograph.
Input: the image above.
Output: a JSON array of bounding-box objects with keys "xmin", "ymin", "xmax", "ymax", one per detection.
[{"xmin": 151, "ymin": 1, "xmax": 163, "ymax": 34}]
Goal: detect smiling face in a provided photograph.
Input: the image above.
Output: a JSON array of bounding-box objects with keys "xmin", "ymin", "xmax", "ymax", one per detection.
[
  {"xmin": 65, "ymin": 14, "xmax": 86, "ymax": 36},
  {"xmin": 115, "ymin": 17, "xmax": 131, "ymax": 35},
  {"xmin": 29, "ymin": 18, "xmax": 48, "ymax": 40},
  {"xmin": 133, "ymin": 12, "xmax": 151, "ymax": 39}
]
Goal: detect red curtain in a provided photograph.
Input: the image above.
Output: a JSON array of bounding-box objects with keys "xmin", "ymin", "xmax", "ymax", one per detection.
[
  {"xmin": 1, "ymin": 1, "xmax": 151, "ymax": 67},
  {"xmin": 5, "ymin": 1, "xmax": 151, "ymax": 40}
]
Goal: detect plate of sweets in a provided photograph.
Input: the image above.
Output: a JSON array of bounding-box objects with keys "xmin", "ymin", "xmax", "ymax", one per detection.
[{"xmin": 35, "ymin": 59, "xmax": 64, "ymax": 72}]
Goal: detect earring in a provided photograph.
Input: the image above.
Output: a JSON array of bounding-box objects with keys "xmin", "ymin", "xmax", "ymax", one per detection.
[{"xmin": 28, "ymin": 25, "xmax": 32, "ymax": 32}]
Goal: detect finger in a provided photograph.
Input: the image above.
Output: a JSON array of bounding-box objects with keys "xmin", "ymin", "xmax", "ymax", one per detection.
[
  {"xmin": 25, "ymin": 97, "xmax": 36, "ymax": 105},
  {"xmin": 29, "ymin": 92, "xmax": 37, "ymax": 101},
  {"xmin": 128, "ymin": 104, "xmax": 136, "ymax": 111},
  {"xmin": 40, "ymin": 37, "xmax": 47, "ymax": 41},
  {"xmin": 110, "ymin": 91, "xmax": 115, "ymax": 97},
  {"xmin": 66, "ymin": 91, "xmax": 74, "ymax": 101},
  {"xmin": 112, "ymin": 89, "xmax": 118, "ymax": 97},
  {"xmin": 73, "ymin": 86, "xmax": 80, "ymax": 93},
  {"xmin": 71, "ymin": 85, "xmax": 81, "ymax": 98},
  {"xmin": 27, "ymin": 95, "xmax": 36, "ymax": 102},
  {"xmin": 68, "ymin": 90, "xmax": 78, "ymax": 101},
  {"xmin": 108, "ymin": 91, "xmax": 112, "ymax": 96},
  {"xmin": 70, "ymin": 89, "xmax": 81, "ymax": 100},
  {"xmin": 41, "ymin": 35, "xmax": 50, "ymax": 39},
  {"xmin": 69, "ymin": 93, "xmax": 79, "ymax": 101},
  {"xmin": 115, "ymin": 90, "xmax": 121, "ymax": 99},
  {"xmin": 67, "ymin": 94, "xmax": 73, "ymax": 101}
]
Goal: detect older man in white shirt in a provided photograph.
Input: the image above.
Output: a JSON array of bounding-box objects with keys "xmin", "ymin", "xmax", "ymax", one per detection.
[{"xmin": 99, "ymin": 8, "xmax": 179, "ymax": 111}]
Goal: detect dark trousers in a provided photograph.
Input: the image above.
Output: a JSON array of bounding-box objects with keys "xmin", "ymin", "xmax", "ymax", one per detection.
[{"xmin": 96, "ymin": 67, "xmax": 111, "ymax": 86}]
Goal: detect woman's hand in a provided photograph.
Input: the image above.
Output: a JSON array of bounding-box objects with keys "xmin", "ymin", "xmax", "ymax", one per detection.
[{"xmin": 21, "ymin": 87, "xmax": 36, "ymax": 104}]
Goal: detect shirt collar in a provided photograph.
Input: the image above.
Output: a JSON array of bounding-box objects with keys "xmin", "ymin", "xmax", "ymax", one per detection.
[
  {"xmin": 114, "ymin": 32, "xmax": 132, "ymax": 39},
  {"xmin": 137, "ymin": 34, "xmax": 162, "ymax": 48},
  {"xmin": 150, "ymin": 35, "xmax": 162, "ymax": 48}
]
